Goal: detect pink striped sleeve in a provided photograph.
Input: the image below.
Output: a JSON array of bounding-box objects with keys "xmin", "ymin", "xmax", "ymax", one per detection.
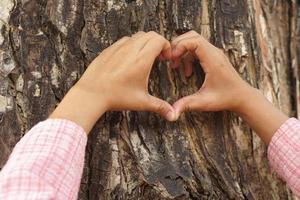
[
  {"xmin": 0, "ymin": 118, "xmax": 87, "ymax": 200},
  {"xmin": 268, "ymin": 118, "xmax": 300, "ymax": 197}
]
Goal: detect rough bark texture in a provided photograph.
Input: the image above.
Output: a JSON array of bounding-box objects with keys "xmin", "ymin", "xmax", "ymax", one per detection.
[{"xmin": 0, "ymin": 0, "xmax": 300, "ymax": 199}]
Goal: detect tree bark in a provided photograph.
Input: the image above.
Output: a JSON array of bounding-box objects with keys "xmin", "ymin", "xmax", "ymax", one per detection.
[{"xmin": 0, "ymin": 0, "xmax": 299, "ymax": 199}]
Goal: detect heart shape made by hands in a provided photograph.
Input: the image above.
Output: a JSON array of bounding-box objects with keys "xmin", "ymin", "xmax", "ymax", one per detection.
[{"xmin": 150, "ymin": 30, "xmax": 247, "ymax": 121}]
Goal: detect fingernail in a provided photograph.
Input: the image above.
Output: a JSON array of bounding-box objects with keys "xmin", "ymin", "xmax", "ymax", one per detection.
[{"xmin": 166, "ymin": 110, "xmax": 175, "ymax": 121}]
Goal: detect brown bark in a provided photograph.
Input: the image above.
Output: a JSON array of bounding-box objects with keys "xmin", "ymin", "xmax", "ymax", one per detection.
[{"xmin": 0, "ymin": 0, "xmax": 299, "ymax": 199}]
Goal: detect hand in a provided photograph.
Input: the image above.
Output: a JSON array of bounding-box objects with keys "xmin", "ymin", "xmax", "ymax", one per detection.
[
  {"xmin": 171, "ymin": 30, "xmax": 288, "ymax": 144},
  {"xmin": 50, "ymin": 31, "xmax": 176, "ymax": 133},
  {"xmin": 171, "ymin": 30, "xmax": 252, "ymax": 117}
]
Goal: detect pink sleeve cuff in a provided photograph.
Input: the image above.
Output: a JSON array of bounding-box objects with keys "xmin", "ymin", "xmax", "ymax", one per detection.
[
  {"xmin": 268, "ymin": 117, "xmax": 300, "ymax": 196},
  {"xmin": 0, "ymin": 118, "xmax": 87, "ymax": 200}
]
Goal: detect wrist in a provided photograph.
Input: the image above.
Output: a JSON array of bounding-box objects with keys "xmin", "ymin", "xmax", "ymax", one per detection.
[
  {"xmin": 230, "ymin": 84, "xmax": 289, "ymax": 144},
  {"xmin": 231, "ymin": 84, "xmax": 262, "ymax": 114},
  {"xmin": 49, "ymin": 85, "xmax": 109, "ymax": 133}
]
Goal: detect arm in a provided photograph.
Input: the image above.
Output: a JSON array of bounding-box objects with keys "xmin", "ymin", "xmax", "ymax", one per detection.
[
  {"xmin": 0, "ymin": 31, "xmax": 175, "ymax": 200},
  {"xmin": 234, "ymin": 87, "xmax": 288, "ymax": 144},
  {"xmin": 0, "ymin": 119, "xmax": 87, "ymax": 200},
  {"xmin": 170, "ymin": 30, "xmax": 299, "ymax": 196}
]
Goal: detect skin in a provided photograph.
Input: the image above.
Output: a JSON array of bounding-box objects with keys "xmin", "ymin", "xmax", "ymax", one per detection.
[
  {"xmin": 50, "ymin": 30, "xmax": 289, "ymax": 144},
  {"xmin": 170, "ymin": 31, "xmax": 288, "ymax": 144},
  {"xmin": 50, "ymin": 31, "xmax": 177, "ymax": 133}
]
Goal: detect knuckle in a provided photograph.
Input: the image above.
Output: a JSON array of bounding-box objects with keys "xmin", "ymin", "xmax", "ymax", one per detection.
[
  {"xmin": 185, "ymin": 105, "xmax": 191, "ymax": 112},
  {"xmin": 148, "ymin": 31, "xmax": 157, "ymax": 35},
  {"xmin": 194, "ymin": 35, "xmax": 204, "ymax": 43},
  {"xmin": 182, "ymin": 96, "xmax": 196, "ymax": 112},
  {"xmin": 156, "ymin": 101, "xmax": 166, "ymax": 113},
  {"xmin": 156, "ymin": 35, "xmax": 166, "ymax": 43},
  {"xmin": 189, "ymin": 30, "xmax": 199, "ymax": 36},
  {"xmin": 148, "ymin": 31, "xmax": 159, "ymax": 38},
  {"xmin": 122, "ymin": 36, "xmax": 130, "ymax": 40},
  {"xmin": 135, "ymin": 31, "xmax": 145, "ymax": 36},
  {"xmin": 183, "ymin": 102, "xmax": 191, "ymax": 112},
  {"xmin": 217, "ymin": 47, "xmax": 224, "ymax": 53},
  {"xmin": 100, "ymin": 48, "xmax": 109, "ymax": 55}
]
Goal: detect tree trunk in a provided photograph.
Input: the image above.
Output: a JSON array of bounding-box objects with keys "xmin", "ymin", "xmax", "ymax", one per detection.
[{"xmin": 0, "ymin": 0, "xmax": 299, "ymax": 199}]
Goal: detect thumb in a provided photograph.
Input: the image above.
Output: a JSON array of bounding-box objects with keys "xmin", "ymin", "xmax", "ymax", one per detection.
[
  {"xmin": 172, "ymin": 93, "xmax": 205, "ymax": 118},
  {"xmin": 146, "ymin": 95, "xmax": 176, "ymax": 121}
]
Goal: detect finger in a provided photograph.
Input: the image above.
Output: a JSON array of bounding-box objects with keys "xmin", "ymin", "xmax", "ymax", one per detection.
[
  {"xmin": 172, "ymin": 93, "xmax": 204, "ymax": 118},
  {"xmin": 172, "ymin": 36, "xmax": 201, "ymax": 58},
  {"xmin": 158, "ymin": 52, "xmax": 170, "ymax": 61},
  {"xmin": 112, "ymin": 32, "xmax": 149, "ymax": 56},
  {"xmin": 95, "ymin": 36, "xmax": 131, "ymax": 61},
  {"xmin": 160, "ymin": 43, "xmax": 172, "ymax": 60},
  {"xmin": 172, "ymin": 37, "xmax": 215, "ymax": 73},
  {"xmin": 132, "ymin": 31, "xmax": 146, "ymax": 38},
  {"xmin": 170, "ymin": 31, "xmax": 202, "ymax": 70},
  {"xmin": 171, "ymin": 35, "xmax": 216, "ymax": 60},
  {"xmin": 170, "ymin": 58, "xmax": 181, "ymax": 69},
  {"xmin": 139, "ymin": 32, "xmax": 172, "ymax": 63},
  {"xmin": 146, "ymin": 95, "xmax": 176, "ymax": 121},
  {"xmin": 170, "ymin": 50, "xmax": 196, "ymax": 70},
  {"xmin": 172, "ymin": 30, "xmax": 200, "ymax": 47},
  {"xmin": 158, "ymin": 53, "xmax": 165, "ymax": 61},
  {"xmin": 159, "ymin": 42, "xmax": 173, "ymax": 61},
  {"xmin": 111, "ymin": 36, "xmax": 131, "ymax": 48},
  {"xmin": 183, "ymin": 53, "xmax": 194, "ymax": 77},
  {"xmin": 128, "ymin": 31, "xmax": 162, "ymax": 51}
]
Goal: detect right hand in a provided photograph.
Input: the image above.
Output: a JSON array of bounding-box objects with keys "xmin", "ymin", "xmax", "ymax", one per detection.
[
  {"xmin": 171, "ymin": 30, "xmax": 289, "ymax": 145},
  {"xmin": 171, "ymin": 31, "xmax": 254, "ymax": 118}
]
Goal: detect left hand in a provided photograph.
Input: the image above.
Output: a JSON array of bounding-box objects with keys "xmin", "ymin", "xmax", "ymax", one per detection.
[{"xmin": 50, "ymin": 31, "xmax": 176, "ymax": 133}]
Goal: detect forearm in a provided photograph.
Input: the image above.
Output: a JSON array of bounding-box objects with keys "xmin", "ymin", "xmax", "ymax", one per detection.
[
  {"xmin": 235, "ymin": 86, "xmax": 289, "ymax": 144},
  {"xmin": 0, "ymin": 69, "xmax": 107, "ymax": 199},
  {"xmin": 50, "ymin": 85, "xmax": 108, "ymax": 133}
]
